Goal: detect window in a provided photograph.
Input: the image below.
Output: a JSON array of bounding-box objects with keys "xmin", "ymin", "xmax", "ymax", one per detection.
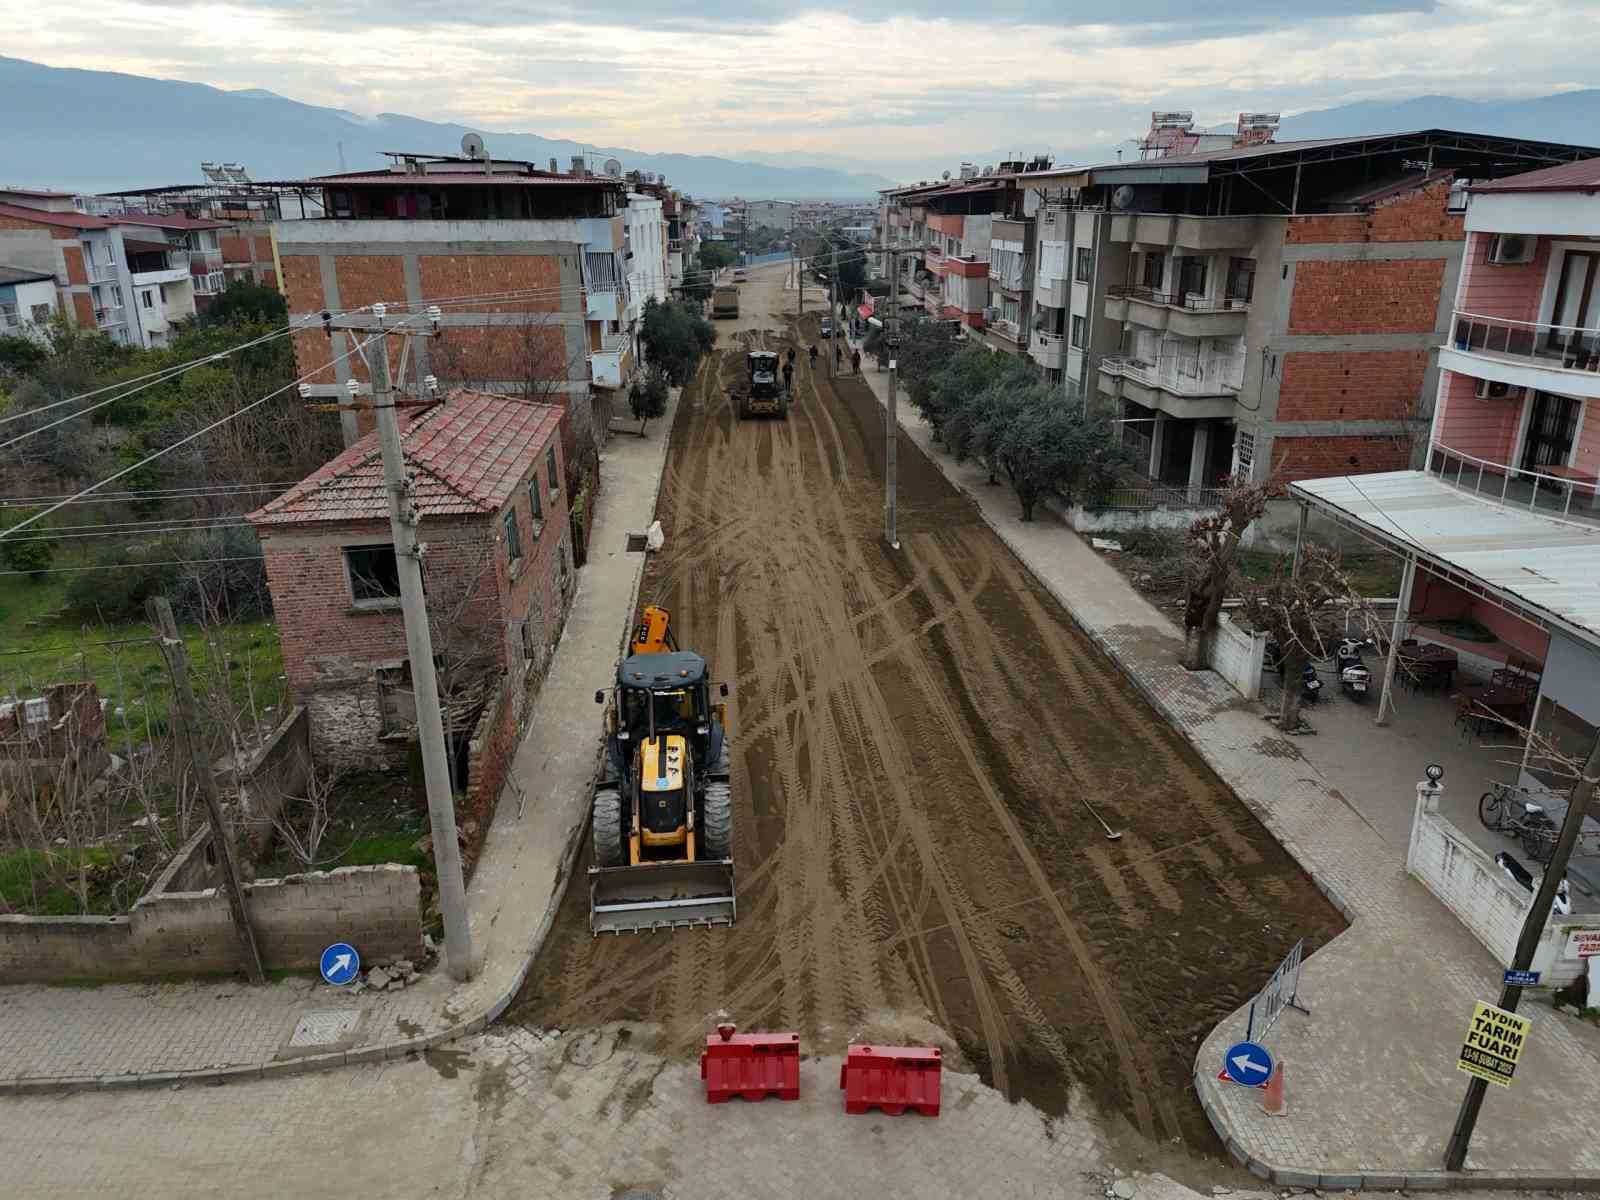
[
  {"xmin": 504, "ymin": 508, "xmax": 523, "ymax": 563},
  {"xmin": 1178, "ymin": 256, "xmax": 1208, "ymax": 299},
  {"xmin": 111, "ymin": 285, "xmax": 123, "ymax": 306},
  {"xmin": 1226, "ymin": 257, "xmax": 1256, "ymax": 304},
  {"xmin": 1141, "ymin": 252, "xmax": 1165, "ymax": 291},
  {"xmin": 158, "ymin": 284, "xmax": 167, "ymax": 304},
  {"xmin": 141, "ymin": 290, "xmax": 154, "ymax": 310},
  {"xmin": 526, "ymin": 472, "xmax": 543, "ymax": 522},
  {"xmin": 1074, "ymin": 247, "xmax": 1093, "ymax": 284},
  {"xmin": 1070, "ymin": 315, "xmax": 1087, "ymax": 348},
  {"xmin": 376, "ymin": 662, "xmax": 416, "ymax": 737},
  {"xmin": 345, "ymin": 543, "xmax": 401, "ymax": 605},
  {"xmin": 0, "ymin": 303, "xmax": 15, "ymax": 329},
  {"xmin": 30, "ymin": 303, "xmax": 51, "ymax": 324},
  {"xmin": 546, "ymin": 447, "xmax": 560, "ymax": 495}
]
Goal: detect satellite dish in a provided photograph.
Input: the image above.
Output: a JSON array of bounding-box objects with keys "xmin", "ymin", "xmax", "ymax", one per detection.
[
  {"xmin": 460, "ymin": 132, "xmax": 486, "ymax": 160},
  {"xmin": 1112, "ymin": 185, "xmax": 1137, "ymax": 210},
  {"xmin": 942, "ymin": 170, "xmax": 951, "ymax": 180},
  {"xmin": 604, "ymin": 158, "xmax": 622, "ymax": 178}
]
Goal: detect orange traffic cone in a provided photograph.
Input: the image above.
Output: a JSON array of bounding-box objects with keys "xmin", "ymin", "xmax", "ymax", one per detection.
[{"xmin": 1260, "ymin": 1061, "xmax": 1287, "ymax": 1117}]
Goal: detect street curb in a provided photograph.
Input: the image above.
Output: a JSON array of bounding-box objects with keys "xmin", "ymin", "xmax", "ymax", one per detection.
[
  {"xmin": 858, "ymin": 382, "xmax": 1600, "ymax": 1193},
  {"xmin": 0, "ymin": 394, "xmax": 680, "ymax": 1100}
]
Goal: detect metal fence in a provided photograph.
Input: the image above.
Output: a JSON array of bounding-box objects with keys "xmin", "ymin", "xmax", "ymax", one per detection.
[{"xmin": 1246, "ymin": 937, "xmax": 1310, "ymax": 1042}]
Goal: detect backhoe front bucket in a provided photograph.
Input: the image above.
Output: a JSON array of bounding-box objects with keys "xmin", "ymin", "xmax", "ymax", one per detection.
[{"xmin": 589, "ymin": 859, "xmax": 736, "ymax": 934}]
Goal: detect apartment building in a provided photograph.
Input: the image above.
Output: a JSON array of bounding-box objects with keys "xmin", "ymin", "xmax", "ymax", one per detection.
[
  {"xmin": 1036, "ymin": 124, "xmax": 1598, "ymax": 495},
  {"xmin": 1431, "ymin": 156, "xmax": 1600, "ymax": 503},
  {"xmin": 267, "ymin": 151, "xmax": 628, "ymax": 466},
  {"xmin": 879, "ymin": 174, "xmax": 1012, "ymax": 334},
  {"xmin": 0, "ymin": 189, "xmax": 202, "ymax": 348},
  {"xmin": 0, "ymin": 265, "xmax": 56, "ymax": 342}
]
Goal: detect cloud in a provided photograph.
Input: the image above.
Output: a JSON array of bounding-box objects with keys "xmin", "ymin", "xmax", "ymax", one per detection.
[{"xmin": 3, "ymin": 0, "xmax": 1596, "ymax": 173}]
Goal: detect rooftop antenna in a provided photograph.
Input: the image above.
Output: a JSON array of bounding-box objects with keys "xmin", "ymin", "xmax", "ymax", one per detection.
[{"xmin": 460, "ymin": 132, "xmax": 486, "ymax": 160}]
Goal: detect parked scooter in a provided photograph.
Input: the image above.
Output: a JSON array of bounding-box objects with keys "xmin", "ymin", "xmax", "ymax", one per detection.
[
  {"xmin": 1335, "ymin": 637, "xmax": 1376, "ymax": 701},
  {"xmin": 1265, "ymin": 641, "xmax": 1323, "ymax": 704}
]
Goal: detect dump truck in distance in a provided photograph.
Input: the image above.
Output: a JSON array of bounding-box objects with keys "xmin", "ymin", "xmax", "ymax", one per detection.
[{"xmin": 712, "ymin": 286, "xmax": 740, "ymax": 319}]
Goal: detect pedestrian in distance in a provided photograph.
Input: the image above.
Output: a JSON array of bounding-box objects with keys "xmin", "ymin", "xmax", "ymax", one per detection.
[
  {"xmin": 782, "ymin": 361, "xmax": 794, "ymax": 395},
  {"xmin": 808, "ymin": 344, "xmax": 818, "ymax": 367},
  {"xmin": 786, "ymin": 347, "xmax": 796, "ymax": 369},
  {"xmin": 834, "ymin": 343, "xmax": 843, "ymax": 369},
  {"xmin": 851, "ymin": 348, "xmax": 861, "ymax": 375}
]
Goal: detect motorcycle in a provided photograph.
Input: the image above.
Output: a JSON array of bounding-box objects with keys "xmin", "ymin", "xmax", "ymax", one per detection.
[
  {"xmin": 1265, "ymin": 640, "xmax": 1322, "ymax": 704},
  {"xmin": 1335, "ymin": 637, "xmax": 1376, "ymax": 701}
]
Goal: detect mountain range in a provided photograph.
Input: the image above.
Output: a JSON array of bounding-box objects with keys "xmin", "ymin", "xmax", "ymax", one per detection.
[{"xmin": 0, "ymin": 56, "xmax": 894, "ymax": 199}]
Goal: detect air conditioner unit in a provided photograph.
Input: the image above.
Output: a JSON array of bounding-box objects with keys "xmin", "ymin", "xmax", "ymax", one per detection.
[
  {"xmin": 1475, "ymin": 379, "xmax": 1520, "ymax": 400},
  {"xmin": 1488, "ymin": 234, "xmax": 1534, "ymax": 265}
]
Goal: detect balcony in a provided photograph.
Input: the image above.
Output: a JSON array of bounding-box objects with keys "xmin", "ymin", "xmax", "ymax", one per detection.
[
  {"xmin": 984, "ymin": 319, "xmax": 1026, "ymax": 352},
  {"xmin": 188, "ymin": 248, "xmax": 224, "ymax": 272},
  {"xmin": 1428, "ymin": 441, "xmax": 1600, "ymax": 529},
  {"xmin": 1439, "ymin": 311, "xmax": 1600, "ymax": 401},
  {"xmin": 1104, "ymin": 285, "xmax": 1249, "ymax": 337},
  {"xmin": 1029, "ymin": 329, "xmax": 1065, "ymax": 369},
  {"xmin": 588, "ymin": 333, "xmax": 633, "ymax": 390},
  {"xmin": 1099, "ymin": 353, "xmax": 1243, "ymax": 418},
  {"xmin": 88, "ymin": 261, "xmax": 117, "ymax": 284},
  {"xmin": 95, "ymin": 304, "xmax": 126, "ymax": 328},
  {"xmin": 1109, "ymin": 213, "xmax": 1258, "ymax": 251}
]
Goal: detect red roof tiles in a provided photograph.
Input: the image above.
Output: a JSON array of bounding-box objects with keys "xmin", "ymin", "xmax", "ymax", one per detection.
[
  {"xmin": 1472, "ymin": 156, "xmax": 1600, "ymax": 194},
  {"xmin": 0, "ymin": 202, "xmax": 109, "ymax": 230},
  {"xmin": 247, "ymin": 390, "xmax": 563, "ymax": 527}
]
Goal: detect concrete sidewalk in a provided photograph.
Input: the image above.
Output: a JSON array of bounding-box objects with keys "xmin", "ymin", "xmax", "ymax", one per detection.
[
  {"xmin": 844, "ymin": 355, "xmax": 1600, "ymax": 1190},
  {"xmin": 0, "ymin": 393, "xmax": 677, "ymax": 1094}
]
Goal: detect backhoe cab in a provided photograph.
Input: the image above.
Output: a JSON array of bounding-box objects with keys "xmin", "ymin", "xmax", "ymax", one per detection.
[{"xmin": 589, "ymin": 607, "xmax": 735, "ymax": 933}]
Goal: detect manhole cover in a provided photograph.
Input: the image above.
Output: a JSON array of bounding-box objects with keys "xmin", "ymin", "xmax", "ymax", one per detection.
[
  {"xmin": 289, "ymin": 1009, "xmax": 361, "ymax": 1047},
  {"xmin": 626, "ymin": 533, "xmax": 647, "ymax": 552}
]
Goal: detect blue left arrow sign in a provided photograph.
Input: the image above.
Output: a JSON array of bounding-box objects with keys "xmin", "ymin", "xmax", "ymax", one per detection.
[
  {"xmin": 320, "ymin": 942, "xmax": 360, "ymax": 986},
  {"xmin": 1223, "ymin": 1040, "xmax": 1274, "ymax": 1087}
]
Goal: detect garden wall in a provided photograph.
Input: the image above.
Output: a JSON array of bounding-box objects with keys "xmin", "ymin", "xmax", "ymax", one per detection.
[
  {"xmin": 1205, "ymin": 613, "xmax": 1267, "ymax": 701},
  {"xmin": 1406, "ymin": 784, "xmax": 1597, "ymax": 987},
  {"xmin": 0, "ymin": 864, "xmax": 422, "ymax": 983}
]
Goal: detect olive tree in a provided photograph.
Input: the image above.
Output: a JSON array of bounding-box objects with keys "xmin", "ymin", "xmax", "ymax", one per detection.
[{"xmin": 1180, "ymin": 477, "xmax": 1275, "ymax": 670}]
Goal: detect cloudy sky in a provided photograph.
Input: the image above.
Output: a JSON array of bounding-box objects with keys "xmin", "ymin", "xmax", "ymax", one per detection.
[{"xmin": 7, "ymin": 0, "xmax": 1600, "ymax": 174}]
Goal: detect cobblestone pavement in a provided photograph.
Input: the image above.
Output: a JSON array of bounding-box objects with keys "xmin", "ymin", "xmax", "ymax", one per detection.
[
  {"xmin": 0, "ymin": 392, "xmax": 678, "ymax": 1093},
  {"xmin": 846, "ymin": 354, "xmax": 1600, "ymax": 1187}
]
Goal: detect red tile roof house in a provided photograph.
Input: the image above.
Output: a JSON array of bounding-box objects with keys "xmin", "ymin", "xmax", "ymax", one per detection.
[{"xmin": 247, "ymin": 391, "xmax": 573, "ymax": 794}]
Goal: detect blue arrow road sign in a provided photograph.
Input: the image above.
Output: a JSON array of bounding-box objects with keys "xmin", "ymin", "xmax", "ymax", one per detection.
[
  {"xmin": 1223, "ymin": 1040, "xmax": 1274, "ymax": 1087},
  {"xmin": 1504, "ymin": 969, "xmax": 1540, "ymax": 987},
  {"xmin": 320, "ymin": 942, "xmax": 360, "ymax": 986}
]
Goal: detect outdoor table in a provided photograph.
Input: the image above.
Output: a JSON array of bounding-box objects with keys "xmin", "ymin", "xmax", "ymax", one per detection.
[
  {"xmin": 1400, "ymin": 643, "xmax": 1458, "ymax": 691},
  {"xmin": 1454, "ymin": 684, "xmax": 1534, "ymax": 734}
]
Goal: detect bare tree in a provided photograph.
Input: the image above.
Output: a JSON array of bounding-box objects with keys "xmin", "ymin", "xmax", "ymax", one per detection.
[
  {"xmin": 1237, "ymin": 548, "xmax": 1382, "ymax": 732},
  {"xmin": 1181, "ymin": 476, "xmax": 1275, "ymax": 670},
  {"xmin": 259, "ymin": 769, "xmax": 349, "ymax": 869}
]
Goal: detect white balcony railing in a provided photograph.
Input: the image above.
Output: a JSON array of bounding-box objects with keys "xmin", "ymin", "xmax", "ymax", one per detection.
[
  {"xmin": 1450, "ymin": 310, "xmax": 1600, "ymax": 376},
  {"xmin": 95, "ymin": 304, "xmax": 125, "ymax": 328},
  {"xmin": 1100, "ymin": 353, "xmax": 1244, "ymax": 397},
  {"xmin": 88, "ymin": 262, "xmax": 117, "ymax": 283},
  {"xmin": 1428, "ymin": 441, "xmax": 1600, "ymax": 526}
]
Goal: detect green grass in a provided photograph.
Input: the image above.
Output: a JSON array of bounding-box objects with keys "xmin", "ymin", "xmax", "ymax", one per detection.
[
  {"xmin": 1236, "ymin": 548, "xmax": 1403, "ymax": 598},
  {"xmin": 254, "ymin": 773, "xmax": 433, "ymax": 881},
  {"xmin": 0, "ymin": 570, "xmax": 283, "ymax": 748},
  {"xmin": 0, "ymin": 846, "xmax": 115, "ymax": 915}
]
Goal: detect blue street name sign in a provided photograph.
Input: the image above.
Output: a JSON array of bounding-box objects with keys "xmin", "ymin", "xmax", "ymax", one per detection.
[
  {"xmin": 1223, "ymin": 1040, "xmax": 1275, "ymax": 1088},
  {"xmin": 1503, "ymin": 969, "xmax": 1540, "ymax": 987},
  {"xmin": 320, "ymin": 942, "xmax": 361, "ymax": 987}
]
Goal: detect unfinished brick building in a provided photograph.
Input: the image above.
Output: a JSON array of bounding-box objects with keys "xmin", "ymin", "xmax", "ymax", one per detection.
[
  {"xmin": 246, "ymin": 390, "xmax": 572, "ymax": 772},
  {"xmin": 0, "ymin": 682, "xmax": 109, "ymax": 803}
]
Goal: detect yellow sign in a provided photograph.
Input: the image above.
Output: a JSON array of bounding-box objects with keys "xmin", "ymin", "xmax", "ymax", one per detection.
[{"xmin": 1457, "ymin": 1001, "xmax": 1530, "ymax": 1088}]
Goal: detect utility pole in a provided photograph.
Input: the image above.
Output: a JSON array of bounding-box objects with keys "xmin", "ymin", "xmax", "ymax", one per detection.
[
  {"xmin": 868, "ymin": 243, "xmax": 928, "ymax": 551},
  {"xmin": 149, "ymin": 595, "xmax": 264, "ymax": 985},
  {"xmin": 829, "ymin": 237, "xmax": 839, "ymax": 377},
  {"xmin": 1442, "ymin": 734, "xmax": 1599, "ymax": 1171},
  {"xmin": 321, "ymin": 307, "xmax": 475, "ymax": 981}
]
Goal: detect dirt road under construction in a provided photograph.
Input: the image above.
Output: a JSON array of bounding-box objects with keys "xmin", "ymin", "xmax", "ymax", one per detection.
[{"xmin": 515, "ymin": 268, "xmax": 1345, "ymax": 1156}]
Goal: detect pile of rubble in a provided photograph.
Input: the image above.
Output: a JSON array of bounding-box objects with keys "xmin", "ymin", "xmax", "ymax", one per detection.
[{"xmin": 349, "ymin": 957, "xmax": 420, "ymax": 993}]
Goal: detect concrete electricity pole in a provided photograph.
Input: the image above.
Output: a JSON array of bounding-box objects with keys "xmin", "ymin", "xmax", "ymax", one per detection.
[
  {"xmin": 869, "ymin": 243, "xmax": 929, "ymax": 551},
  {"xmin": 323, "ymin": 307, "xmax": 475, "ymax": 981},
  {"xmin": 1443, "ymin": 735, "xmax": 1598, "ymax": 1170},
  {"xmin": 149, "ymin": 595, "xmax": 264, "ymax": 984}
]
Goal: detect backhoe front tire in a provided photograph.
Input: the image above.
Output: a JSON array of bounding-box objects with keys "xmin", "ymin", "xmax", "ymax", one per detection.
[
  {"xmin": 592, "ymin": 788, "xmax": 625, "ymax": 868},
  {"xmin": 701, "ymin": 781, "xmax": 733, "ymax": 861}
]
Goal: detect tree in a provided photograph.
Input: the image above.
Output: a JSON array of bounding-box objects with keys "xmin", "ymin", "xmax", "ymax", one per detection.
[
  {"xmin": 0, "ymin": 334, "xmax": 47, "ymax": 376},
  {"xmin": 199, "ymin": 279, "xmax": 288, "ymax": 327},
  {"xmin": 629, "ymin": 366, "xmax": 670, "ymax": 431},
  {"xmin": 825, "ymin": 233, "xmax": 866, "ymax": 298},
  {"xmin": 1180, "ymin": 477, "xmax": 1275, "ymax": 670},
  {"xmin": 639, "ymin": 298, "xmax": 713, "ymax": 386},
  {"xmin": 994, "ymin": 393, "xmax": 1127, "ymax": 521},
  {"xmin": 0, "ymin": 508, "xmax": 56, "ymax": 579},
  {"xmin": 1237, "ymin": 548, "xmax": 1368, "ymax": 732},
  {"xmin": 698, "ymin": 242, "xmax": 736, "ymax": 272}
]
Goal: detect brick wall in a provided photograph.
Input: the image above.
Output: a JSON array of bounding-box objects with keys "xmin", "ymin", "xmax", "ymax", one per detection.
[
  {"xmin": 1277, "ymin": 350, "xmax": 1430, "ymax": 421},
  {"xmin": 461, "ymin": 676, "xmax": 519, "ymax": 868},
  {"xmin": 1288, "ymin": 259, "xmax": 1446, "ymax": 335},
  {"xmin": 60, "ymin": 244, "xmax": 86, "ymax": 286},
  {"xmin": 1286, "ymin": 179, "xmax": 1465, "ymax": 245},
  {"xmin": 1272, "ymin": 434, "xmax": 1414, "ymax": 483},
  {"xmin": 416, "ymin": 254, "xmax": 563, "ymax": 311},
  {"xmin": 0, "ymin": 865, "xmax": 422, "ymax": 983}
]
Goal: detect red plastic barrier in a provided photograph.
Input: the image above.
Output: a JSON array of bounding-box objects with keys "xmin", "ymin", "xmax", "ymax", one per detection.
[
  {"xmin": 840, "ymin": 1044, "xmax": 941, "ymax": 1116},
  {"xmin": 700, "ymin": 1023, "xmax": 801, "ymax": 1103}
]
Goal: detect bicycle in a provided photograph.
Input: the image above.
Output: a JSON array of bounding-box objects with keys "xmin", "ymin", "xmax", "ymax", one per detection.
[{"xmin": 1479, "ymin": 780, "xmax": 1558, "ymax": 863}]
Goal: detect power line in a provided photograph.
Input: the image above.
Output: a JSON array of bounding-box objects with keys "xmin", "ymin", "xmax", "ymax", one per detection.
[
  {"xmin": 0, "ymin": 482, "xmax": 296, "ymax": 508},
  {"xmin": 0, "ymin": 554, "xmax": 264, "ymax": 578},
  {"xmin": 0, "ymin": 328, "xmax": 390, "ymax": 543}
]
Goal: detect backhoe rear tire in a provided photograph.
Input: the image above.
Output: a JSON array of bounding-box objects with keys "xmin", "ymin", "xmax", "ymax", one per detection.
[
  {"xmin": 592, "ymin": 788, "xmax": 625, "ymax": 868},
  {"xmin": 701, "ymin": 781, "xmax": 733, "ymax": 861}
]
